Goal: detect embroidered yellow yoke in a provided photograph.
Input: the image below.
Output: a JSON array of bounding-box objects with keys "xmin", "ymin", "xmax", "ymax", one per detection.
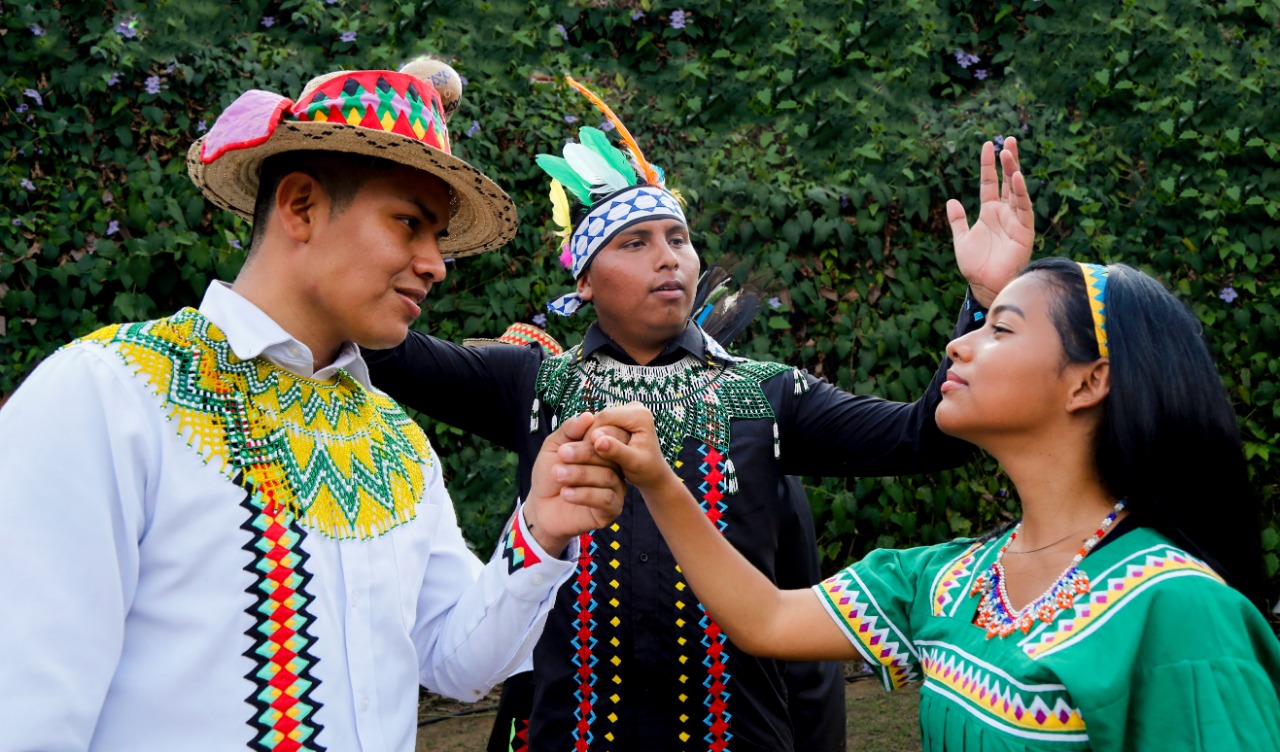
[{"xmin": 80, "ymin": 308, "xmax": 427, "ymax": 540}]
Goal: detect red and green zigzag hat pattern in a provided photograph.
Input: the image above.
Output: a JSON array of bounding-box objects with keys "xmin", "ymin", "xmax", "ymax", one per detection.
[{"xmin": 295, "ymin": 70, "xmax": 450, "ymax": 156}]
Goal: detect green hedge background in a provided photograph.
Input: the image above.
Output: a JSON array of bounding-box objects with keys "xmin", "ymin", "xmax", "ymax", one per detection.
[{"xmin": 5, "ymin": 0, "xmax": 1279, "ymax": 608}]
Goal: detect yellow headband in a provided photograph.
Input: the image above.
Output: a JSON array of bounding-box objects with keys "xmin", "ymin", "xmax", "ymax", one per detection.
[{"xmin": 1077, "ymin": 262, "xmax": 1110, "ymax": 358}]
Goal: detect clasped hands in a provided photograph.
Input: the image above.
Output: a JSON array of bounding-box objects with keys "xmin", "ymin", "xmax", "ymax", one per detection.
[{"xmin": 523, "ymin": 404, "xmax": 673, "ymax": 556}]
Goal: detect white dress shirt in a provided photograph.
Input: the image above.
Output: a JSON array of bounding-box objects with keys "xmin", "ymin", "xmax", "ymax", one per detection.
[{"xmin": 0, "ymin": 282, "xmax": 574, "ymax": 752}]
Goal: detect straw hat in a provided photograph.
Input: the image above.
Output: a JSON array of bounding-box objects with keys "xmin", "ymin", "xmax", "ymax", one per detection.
[
  {"xmin": 463, "ymin": 322, "xmax": 564, "ymax": 356},
  {"xmin": 186, "ymin": 60, "xmax": 515, "ymax": 257}
]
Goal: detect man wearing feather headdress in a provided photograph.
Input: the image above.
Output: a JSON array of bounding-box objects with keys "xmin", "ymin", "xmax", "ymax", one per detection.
[{"xmin": 365, "ymin": 77, "xmax": 1034, "ymax": 751}]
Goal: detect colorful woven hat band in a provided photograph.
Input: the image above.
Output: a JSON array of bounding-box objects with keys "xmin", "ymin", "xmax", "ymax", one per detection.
[
  {"xmin": 199, "ymin": 70, "xmax": 450, "ymax": 165},
  {"xmin": 1077, "ymin": 262, "xmax": 1110, "ymax": 358}
]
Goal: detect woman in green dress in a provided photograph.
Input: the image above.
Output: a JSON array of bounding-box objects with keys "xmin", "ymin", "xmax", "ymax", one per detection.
[{"xmin": 575, "ymin": 257, "xmax": 1280, "ymax": 749}]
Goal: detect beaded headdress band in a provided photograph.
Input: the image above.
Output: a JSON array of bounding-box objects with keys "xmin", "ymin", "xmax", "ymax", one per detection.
[
  {"xmin": 1077, "ymin": 262, "xmax": 1110, "ymax": 358},
  {"xmin": 538, "ymin": 77, "xmax": 687, "ymax": 317}
]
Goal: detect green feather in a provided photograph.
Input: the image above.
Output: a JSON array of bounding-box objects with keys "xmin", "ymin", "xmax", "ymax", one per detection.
[
  {"xmin": 579, "ymin": 127, "xmax": 635, "ymax": 184},
  {"xmin": 535, "ymin": 154, "xmax": 593, "ymax": 204}
]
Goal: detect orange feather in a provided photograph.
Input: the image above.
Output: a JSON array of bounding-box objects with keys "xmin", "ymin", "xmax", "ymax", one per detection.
[{"xmin": 564, "ymin": 76, "xmax": 661, "ymax": 187}]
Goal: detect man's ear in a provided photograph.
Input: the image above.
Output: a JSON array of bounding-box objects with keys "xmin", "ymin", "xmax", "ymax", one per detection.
[
  {"xmin": 576, "ymin": 272, "xmax": 593, "ymax": 303},
  {"xmin": 274, "ymin": 172, "xmax": 324, "ymax": 243},
  {"xmin": 1065, "ymin": 359, "xmax": 1110, "ymax": 413}
]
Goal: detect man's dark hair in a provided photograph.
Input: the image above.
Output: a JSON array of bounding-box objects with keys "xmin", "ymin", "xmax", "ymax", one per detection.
[{"xmin": 248, "ymin": 151, "xmax": 401, "ymax": 252}]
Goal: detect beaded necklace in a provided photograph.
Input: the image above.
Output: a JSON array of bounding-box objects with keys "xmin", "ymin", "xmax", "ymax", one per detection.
[{"xmin": 971, "ymin": 500, "xmax": 1127, "ymax": 639}]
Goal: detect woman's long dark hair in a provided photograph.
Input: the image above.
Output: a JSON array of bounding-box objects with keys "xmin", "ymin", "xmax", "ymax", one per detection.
[{"xmin": 1019, "ymin": 257, "xmax": 1267, "ymax": 613}]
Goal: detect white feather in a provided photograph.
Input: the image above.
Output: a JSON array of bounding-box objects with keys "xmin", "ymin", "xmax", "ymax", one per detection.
[{"xmin": 563, "ymin": 143, "xmax": 630, "ymax": 195}]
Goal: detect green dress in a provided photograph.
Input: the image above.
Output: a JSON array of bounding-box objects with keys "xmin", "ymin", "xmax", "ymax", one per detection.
[{"xmin": 815, "ymin": 525, "xmax": 1280, "ymax": 750}]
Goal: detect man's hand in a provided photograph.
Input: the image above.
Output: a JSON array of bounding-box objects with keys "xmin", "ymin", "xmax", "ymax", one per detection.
[
  {"xmin": 523, "ymin": 412, "xmax": 626, "ymax": 557},
  {"xmin": 582, "ymin": 403, "xmax": 674, "ymax": 493},
  {"xmin": 948, "ymin": 137, "xmax": 1034, "ymax": 308}
]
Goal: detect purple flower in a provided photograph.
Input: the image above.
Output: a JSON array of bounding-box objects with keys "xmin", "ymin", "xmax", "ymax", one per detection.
[
  {"xmin": 564, "ymin": 115, "xmax": 578, "ymax": 123},
  {"xmin": 11, "ymin": 219, "xmax": 21, "ymax": 227},
  {"xmin": 670, "ymin": 9, "xmax": 687, "ymax": 29},
  {"xmin": 115, "ymin": 19, "xmax": 138, "ymax": 38},
  {"xmin": 768, "ymin": 296, "xmax": 782, "ymax": 310},
  {"xmin": 107, "ymin": 71, "xmax": 121, "ymax": 87},
  {"xmin": 230, "ymin": 239, "xmax": 242, "ymax": 250},
  {"xmin": 994, "ymin": 134, "xmax": 1005, "ymax": 149},
  {"xmin": 459, "ymin": 76, "xmax": 468, "ymax": 87},
  {"xmin": 1219, "ymin": 287, "xmax": 1238, "ymax": 303},
  {"xmin": 632, "ymin": 10, "xmax": 645, "ymax": 20},
  {"xmin": 554, "ymin": 23, "xmax": 568, "ymax": 40},
  {"xmin": 144, "ymin": 76, "xmax": 162, "ymax": 95},
  {"xmin": 839, "ymin": 194, "xmax": 851, "ymax": 211},
  {"xmin": 261, "ymin": 16, "xmax": 275, "ymax": 27},
  {"xmin": 325, "ymin": 0, "xmax": 338, "ymax": 4},
  {"xmin": 532, "ymin": 313, "xmax": 548, "ymax": 327},
  {"xmin": 975, "ymin": 69, "xmax": 988, "ymax": 80},
  {"xmin": 20, "ymin": 179, "xmax": 35, "ymax": 191},
  {"xmin": 23, "ymin": 89, "xmax": 42, "ymax": 106},
  {"xmin": 340, "ymin": 30, "xmax": 357, "ymax": 43},
  {"xmin": 599, "ymin": 120, "xmax": 615, "ymax": 132},
  {"xmin": 16, "ymin": 103, "xmax": 28, "ymax": 114},
  {"xmin": 196, "ymin": 119, "xmax": 208, "ymax": 133},
  {"xmin": 953, "ymin": 50, "xmax": 980, "ymax": 69},
  {"xmin": 107, "ymin": 220, "xmax": 120, "ymax": 236},
  {"xmin": 29, "ymin": 24, "xmax": 45, "ymax": 36},
  {"xmin": 466, "ymin": 120, "xmax": 481, "ymax": 138}
]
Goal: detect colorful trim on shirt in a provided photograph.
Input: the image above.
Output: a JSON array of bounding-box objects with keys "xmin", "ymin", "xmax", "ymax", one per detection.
[
  {"xmin": 929, "ymin": 540, "xmax": 986, "ymax": 617},
  {"xmin": 815, "ymin": 568, "xmax": 920, "ymax": 691},
  {"xmin": 694, "ymin": 445, "xmax": 733, "ymax": 751},
  {"xmin": 501, "ymin": 510, "xmax": 542, "ymax": 574},
  {"xmin": 917, "ymin": 641, "xmax": 1087, "ymax": 743},
  {"xmin": 77, "ymin": 309, "xmax": 428, "ymax": 540},
  {"xmin": 239, "ymin": 477, "xmax": 327, "ymax": 751},
  {"xmin": 571, "ymin": 532, "xmax": 600, "ymax": 752},
  {"xmin": 1020, "ymin": 544, "xmax": 1223, "ymax": 659},
  {"xmin": 536, "ymin": 350, "xmax": 793, "ymax": 473}
]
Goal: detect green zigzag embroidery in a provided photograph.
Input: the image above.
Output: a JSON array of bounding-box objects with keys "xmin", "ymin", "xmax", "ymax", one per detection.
[
  {"xmin": 536, "ymin": 348, "xmax": 793, "ymax": 466},
  {"xmin": 77, "ymin": 308, "xmax": 425, "ymax": 540}
]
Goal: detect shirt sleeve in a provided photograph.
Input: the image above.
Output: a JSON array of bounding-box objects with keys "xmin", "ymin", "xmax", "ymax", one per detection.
[
  {"xmin": 777, "ymin": 289, "xmax": 986, "ymax": 477},
  {"xmin": 362, "ymin": 333, "xmax": 541, "ymax": 450},
  {"xmin": 0, "ymin": 346, "xmax": 156, "ymax": 752},
  {"xmin": 409, "ymin": 464, "xmax": 576, "ymax": 701},
  {"xmin": 1078, "ymin": 584, "xmax": 1280, "ymax": 750},
  {"xmin": 812, "ymin": 543, "xmax": 957, "ymax": 692}
]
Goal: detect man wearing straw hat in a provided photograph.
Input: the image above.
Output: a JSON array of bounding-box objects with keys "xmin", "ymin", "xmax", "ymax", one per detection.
[
  {"xmin": 0, "ymin": 61, "xmax": 626, "ymax": 751},
  {"xmin": 366, "ymin": 75, "xmax": 1034, "ymax": 751}
]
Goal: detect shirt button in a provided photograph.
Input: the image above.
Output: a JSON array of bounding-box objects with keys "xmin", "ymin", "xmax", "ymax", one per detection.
[
  {"xmin": 360, "ymin": 695, "xmax": 371, "ymax": 712},
  {"xmin": 532, "ymin": 574, "xmax": 544, "ymax": 586},
  {"xmin": 638, "ymin": 553, "xmax": 649, "ymax": 563}
]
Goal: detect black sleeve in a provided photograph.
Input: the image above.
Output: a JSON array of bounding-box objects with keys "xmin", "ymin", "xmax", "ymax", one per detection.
[
  {"xmin": 777, "ymin": 290, "xmax": 986, "ymax": 477},
  {"xmin": 362, "ymin": 331, "xmax": 542, "ymax": 451}
]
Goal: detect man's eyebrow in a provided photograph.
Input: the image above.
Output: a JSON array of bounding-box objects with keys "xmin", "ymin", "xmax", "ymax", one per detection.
[
  {"xmin": 406, "ymin": 197, "xmax": 441, "ymax": 226},
  {"xmin": 614, "ymin": 226, "xmax": 654, "ymax": 239},
  {"xmin": 991, "ymin": 303, "xmax": 1026, "ymax": 319}
]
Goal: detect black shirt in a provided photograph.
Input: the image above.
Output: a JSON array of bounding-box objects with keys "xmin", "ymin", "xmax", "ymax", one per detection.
[{"xmin": 365, "ymin": 297, "xmax": 983, "ymax": 751}]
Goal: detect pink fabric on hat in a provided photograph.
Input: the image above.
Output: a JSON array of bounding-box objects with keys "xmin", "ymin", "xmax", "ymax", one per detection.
[
  {"xmin": 559, "ymin": 239, "xmax": 573, "ymax": 269},
  {"xmin": 201, "ymin": 90, "xmax": 295, "ymax": 164}
]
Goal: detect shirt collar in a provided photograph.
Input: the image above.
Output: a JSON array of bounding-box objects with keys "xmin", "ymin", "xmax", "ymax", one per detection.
[
  {"xmin": 576, "ymin": 320, "xmax": 738, "ymax": 367},
  {"xmin": 197, "ymin": 281, "xmax": 373, "ymax": 388}
]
